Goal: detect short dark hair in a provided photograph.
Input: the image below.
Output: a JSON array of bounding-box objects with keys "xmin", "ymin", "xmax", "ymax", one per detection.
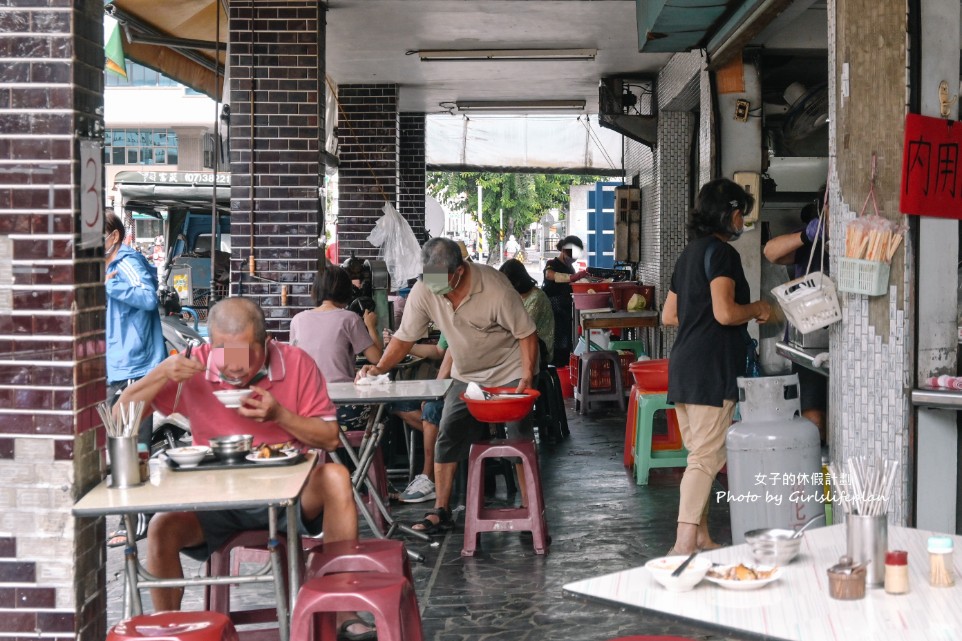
[
  {"xmin": 105, "ymin": 212, "xmax": 125, "ymax": 239},
  {"xmin": 687, "ymin": 178, "xmax": 754, "ymax": 238},
  {"xmin": 499, "ymin": 259, "xmax": 536, "ymax": 294},
  {"xmin": 421, "ymin": 237, "xmax": 463, "ymax": 273},
  {"xmin": 556, "ymin": 235, "xmax": 583, "ymax": 252},
  {"xmin": 312, "ymin": 265, "xmax": 353, "ymax": 306},
  {"xmin": 800, "ymin": 203, "xmax": 819, "ymax": 225}
]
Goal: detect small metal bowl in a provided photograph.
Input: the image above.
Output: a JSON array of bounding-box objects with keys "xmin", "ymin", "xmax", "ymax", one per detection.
[
  {"xmin": 744, "ymin": 528, "xmax": 803, "ymax": 566},
  {"xmin": 209, "ymin": 434, "xmax": 253, "ymax": 463}
]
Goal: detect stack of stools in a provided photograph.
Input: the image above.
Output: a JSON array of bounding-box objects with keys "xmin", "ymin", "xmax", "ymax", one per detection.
[
  {"xmin": 461, "ymin": 438, "xmax": 550, "ymax": 556},
  {"xmin": 573, "ymin": 350, "xmax": 627, "ymax": 415},
  {"xmin": 625, "ymin": 359, "xmax": 688, "ymax": 486},
  {"xmin": 107, "ymin": 611, "xmax": 238, "ymax": 641},
  {"xmin": 292, "ymin": 539, "xmax": 422, "ymax": 641}
]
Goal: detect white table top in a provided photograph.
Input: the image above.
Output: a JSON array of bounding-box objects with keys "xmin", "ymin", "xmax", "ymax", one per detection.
[
  {"xmin": 72, "ymin": 452, "xmax": 317, "ymax": 516},
  {"xmin": 563, "ymin": 524, "xmax": 962, "ymax": 641},
  {"xmin": 326, "ymin": 378, "xmax": 452, "ymax": 404}
]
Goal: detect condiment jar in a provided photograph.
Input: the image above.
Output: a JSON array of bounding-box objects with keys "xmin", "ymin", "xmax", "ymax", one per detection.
[
  {"xmin": 827, "ymin": 556, "xmax": 867, "ymax": 600},
  {"xmin": 928, "ymin": 536, "xmax": 956, "ymax": 587},
  {"xmin": 884, "ymin": 550, "xmax": 909, "ymax": 594}
]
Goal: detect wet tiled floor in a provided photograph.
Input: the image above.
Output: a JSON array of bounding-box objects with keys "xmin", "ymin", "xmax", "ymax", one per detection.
[{"xmin": 106, "ymin": 402, "xmax": 740, "ymax": 640}]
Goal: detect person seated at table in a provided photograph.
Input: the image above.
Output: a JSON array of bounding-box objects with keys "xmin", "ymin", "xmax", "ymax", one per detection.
[
  {"xmin": 118, "ymin": 297, "xmax": 374, "ymax": 641},
  {"xmin": 290, "ymin": 265, "xmax": 383, "ymax": 431},
  {"xmin": 499, "ymin": 259, "xmax": 555, "ymax": 365},
  {"xmin": 357, "ymin": 237, "xmax": 539, "ymax": 534},
  {"xmin": 384, "ymin": 334, "xmax": 451, "ymax": 503}
]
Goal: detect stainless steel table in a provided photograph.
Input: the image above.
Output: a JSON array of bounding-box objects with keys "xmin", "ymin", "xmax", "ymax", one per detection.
[
  {"xmin": 326, "ymin": 379, "xmax": 453, "ymax": 558},
  {"xmin": 564, "ymin": 524, "xmax": 962, "ymax": 641},
  {"xmin": 580, "ymin": 310, "xmax": 661, "ymax": 357},
  {"xmin": 73, "ymin": 453, "xmax": 317, "ymax": 641}
]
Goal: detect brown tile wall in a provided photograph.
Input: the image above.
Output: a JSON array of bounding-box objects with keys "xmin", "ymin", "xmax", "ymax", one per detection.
[
  {"xmin": 335, "ymin": 84, "xmax": 399, "ymax": 265},
  {"xmin": 228, "ymin": 0, "xmax": 325, "ymax": 340},
  {"xmin": 0, "ymin": 2, "xmax": 107, "ymax": 640}
]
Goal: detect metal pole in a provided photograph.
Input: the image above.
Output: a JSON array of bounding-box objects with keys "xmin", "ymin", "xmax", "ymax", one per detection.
[
  {"xmin": 477, "ymin": 184, "xmax": 482, "ymax": 259},
  {"xmin": 499, "ymin": 208, "xmax": 503, "ymax": 263}
]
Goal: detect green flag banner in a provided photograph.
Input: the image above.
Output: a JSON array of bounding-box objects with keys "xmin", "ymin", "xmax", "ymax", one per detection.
[{"xmin": 105, "ymin": 22, "xmax": 127, "ymax": 79}]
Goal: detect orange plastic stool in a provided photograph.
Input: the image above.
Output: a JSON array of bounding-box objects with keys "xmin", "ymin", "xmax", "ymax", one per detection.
[
  {"xmin": 107, "ymin": 611, "xmax": 238, "ymax": 641},
  {"xmin": 652, "ymin": 405, "xmax": 683, "ymax": 451},
  {"xmin": 306, "ymin": 538, "xmax": 413, "ymax": 584},
  {"xmin": 291, "ymin": 573, "xmax": 423, "ymax": 641},
  {"xmin": 461, "ymin": 438, "xmax": 549, "ymax": 556}
]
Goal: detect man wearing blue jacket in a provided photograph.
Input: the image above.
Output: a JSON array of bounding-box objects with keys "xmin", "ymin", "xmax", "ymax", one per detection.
[{"xmin": 104, "ymin": 212, "xmax": 165, "ymax": 545}]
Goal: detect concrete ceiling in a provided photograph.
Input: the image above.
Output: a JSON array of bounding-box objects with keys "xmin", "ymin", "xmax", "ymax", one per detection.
[
  {"xmin": 324, "ymin": 1, "xmax": 835, "ymax": 114},
  {"xmin": 324, "ymin": 0, "xmax": 673, "ymax": 114}
]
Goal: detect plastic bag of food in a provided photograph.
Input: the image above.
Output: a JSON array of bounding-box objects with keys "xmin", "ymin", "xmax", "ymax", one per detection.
[{"xmin": 366, "ymin": 202, "xmax": 422, "ymax": 287}]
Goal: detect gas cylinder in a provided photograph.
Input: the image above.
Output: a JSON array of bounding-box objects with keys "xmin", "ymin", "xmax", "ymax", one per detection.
[{"xmin": 725, "ymin": 374, "xmax": 825, "ymax": 543}]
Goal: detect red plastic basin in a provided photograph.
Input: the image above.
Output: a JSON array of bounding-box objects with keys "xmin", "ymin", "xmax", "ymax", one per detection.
[
  {"xmin": 628, "ymin": 359, "xmax": 669, "ymax": 392},
  {"xmin": 573, "ymin": 292, "xmax": 612, "ymax": 310},
  {"xmin": 460, "ymin": 386, "xmax": 541, "ymax": 423},
  {"xmin": 571, "ymin": 281, "xmax": 612, "ymax": 293}
]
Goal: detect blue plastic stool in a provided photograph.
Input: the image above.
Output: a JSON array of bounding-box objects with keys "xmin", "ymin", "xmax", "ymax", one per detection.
[{"xmin": 634, "ymin": 392, "xmax": 688, "ymax": 485}]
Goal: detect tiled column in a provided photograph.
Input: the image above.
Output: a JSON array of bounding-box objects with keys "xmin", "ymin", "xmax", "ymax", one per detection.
[
  {"xmin": 0, "ymin": 1, "xmax": 106, "ymax": 640},
  {"xmin": 229, "ymin": 1, "xmax": 325, "ymax": 340},
  {"xmin": 399, "ymin": 112, "xmax": 427, "ymax": 246},
  {"xmin": 336, "ymin": 84, "xmax": 399, "ymax": 263}
]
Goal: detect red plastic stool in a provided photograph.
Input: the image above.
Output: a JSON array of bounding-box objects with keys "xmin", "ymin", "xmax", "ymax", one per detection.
[
  {"xmin": 205, "ymin": 530, "xmax": 288, "ymax": 625},
  {"xmin": 107, "ymin": 611, "xmax": 238, "ymax": 641},
  {"xmin": 624, "ymin": 385, "xmax": 641, "ymax": 467},
  {"xmin": 461, "ymin": 438, "xmax": 550, "ymax": 557},
  {"xmin": 291, "ymin": 573, "xmax": 423, "ymax": 641},
  {"xmin": 306, "ymin": 538, "xmax": 413, "ymax": 584}
]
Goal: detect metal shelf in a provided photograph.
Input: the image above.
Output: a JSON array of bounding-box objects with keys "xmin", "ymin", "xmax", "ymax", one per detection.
[{"xmin": 774, "ymin": 341, "xmax": 829, "ymax": 377}]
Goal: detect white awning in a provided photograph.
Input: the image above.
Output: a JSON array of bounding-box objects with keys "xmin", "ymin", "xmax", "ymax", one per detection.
[{"xmin": 426, "ymin": 114, "xmax": 624, "ymax": 175}]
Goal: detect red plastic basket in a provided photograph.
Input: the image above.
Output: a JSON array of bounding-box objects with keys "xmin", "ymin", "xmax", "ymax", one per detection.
[
  {"xmin": 460, "ymin": 387, "xmax": 540, "ymax": 422},
  {"xmin": 610, "ymin": 283, "xmax": 655, "ymax": 311},
  {"xmin": 571, "ymin": 281, "xmax": 612, "ymax": 293},
  {"xmin": 573, "ymin": 351, "xmax": 634, "ymax": 392}
]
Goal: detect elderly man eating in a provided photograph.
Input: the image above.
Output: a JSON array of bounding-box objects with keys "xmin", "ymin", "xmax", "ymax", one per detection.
[
  {"xmin": 357, "ymin": 237, "xmax": 539, "ymax": 534},
  {"xmin": 118, "ymin": 297, "xmax": 371, "ymax": 639}
]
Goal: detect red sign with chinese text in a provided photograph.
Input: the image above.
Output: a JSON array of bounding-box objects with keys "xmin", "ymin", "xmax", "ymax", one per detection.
[{"xmin": 901, "ymin": 113, "xmax": 962, "ymax": 219}]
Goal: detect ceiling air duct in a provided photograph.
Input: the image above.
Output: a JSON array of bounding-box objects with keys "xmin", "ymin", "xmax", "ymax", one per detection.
[{"xmin": 598, "ymin": 77, "xmax": 658, "ymax": 148}]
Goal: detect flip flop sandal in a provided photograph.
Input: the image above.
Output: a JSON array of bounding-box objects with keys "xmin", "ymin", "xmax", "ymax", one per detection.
[
  {"xmin": 106, "ymin": 530, "xmax": 128, "ymax": 548},
  {"xmin": 411, "ymin": 507, "xmax": 453, "ymax": 535},
  {"xmin": 337, "ymin": 618, "xmax": 376, "ymax": 641}
]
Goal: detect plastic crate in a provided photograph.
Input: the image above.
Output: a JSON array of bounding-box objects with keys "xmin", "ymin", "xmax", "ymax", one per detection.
[
  {"xmin": 572, "ymin": 350, "xmax": 633, "ymax": 393},
  {"xmin": 835, "ymin": 257, "xmax": 890, "ymax": 296},
  {"xmin": 771, "ymin": 272, "xmax": 842, "ymax": 334}
]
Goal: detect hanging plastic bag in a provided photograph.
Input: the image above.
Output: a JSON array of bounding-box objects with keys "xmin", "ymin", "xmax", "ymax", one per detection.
[{"xmin": 366, "ymin": 202, "xmax": 422, "ymax": 288}]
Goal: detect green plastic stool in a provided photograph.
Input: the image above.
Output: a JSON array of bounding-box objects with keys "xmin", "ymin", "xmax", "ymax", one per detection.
[
  {"xmin": 609, "ymin": 340, "xmax": 646, "ymax": 358},
  {"xmin": 634, "ymin": 392, "xmax": 688, "ymax": 485}
]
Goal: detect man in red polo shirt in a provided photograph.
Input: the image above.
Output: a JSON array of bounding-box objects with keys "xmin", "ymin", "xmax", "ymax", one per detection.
[{"xmin": 118, "ymin": 297, "xmax": 368, "ymax": 637}]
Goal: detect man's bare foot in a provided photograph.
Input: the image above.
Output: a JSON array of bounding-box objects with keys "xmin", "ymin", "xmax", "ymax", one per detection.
[{"xmin": 696, "ymin": 539, "xmax": 722, "ymax": 551}]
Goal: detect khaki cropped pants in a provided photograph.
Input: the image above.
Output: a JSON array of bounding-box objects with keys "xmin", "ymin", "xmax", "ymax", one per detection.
[{"xmin": 674, "ymin": 400, "xmax": 736, "ymax": 525}]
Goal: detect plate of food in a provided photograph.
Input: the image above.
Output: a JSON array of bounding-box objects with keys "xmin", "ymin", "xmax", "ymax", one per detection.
[
  {"xmin": 705, "ymin": 563, "xmax": 782, "ymax": 590},
  {"xmin": 246, "ymin": 442, "xmax": 300, "ymax": 463}
]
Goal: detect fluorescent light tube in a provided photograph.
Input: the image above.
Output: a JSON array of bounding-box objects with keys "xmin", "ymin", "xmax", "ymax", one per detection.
[
  {"xmin": 419, "ymin": 48, "xmax": 596, "ymax": 61},
  {"xmin": 456, "ymin": 100, "xmax": 586, "ymax": 112}
]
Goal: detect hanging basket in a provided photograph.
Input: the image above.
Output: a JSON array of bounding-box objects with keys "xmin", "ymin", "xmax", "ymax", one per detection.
[
  {"xmin": 836, "ymin": 257, "xmax": 890, "ymax": 296},
  {"xmin": 771, "ymin": 272, "xmax": 842, "ymax": 334}
]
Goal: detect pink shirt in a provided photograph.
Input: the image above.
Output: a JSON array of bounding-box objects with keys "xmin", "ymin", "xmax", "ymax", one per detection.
[{"xmin": 153, "ymin": 341, "xmax": 337, "ymax": 447}]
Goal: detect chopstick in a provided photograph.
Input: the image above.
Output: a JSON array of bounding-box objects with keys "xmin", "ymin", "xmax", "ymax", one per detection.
[
  {"xmin": 832, "ymin": 457, "xmax": 899, "ymax": 517},
  {"xmin": 98, "ymin": 399, "xmax": 144, "ymax": 438}
]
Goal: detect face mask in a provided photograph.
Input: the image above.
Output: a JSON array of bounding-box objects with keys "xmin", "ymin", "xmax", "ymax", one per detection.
[
  {"xmin": 728, "ymin": 226, "xmax": 744, "ymax": 240},
  {"xmin": 425, "ymin": 269, "xmax": 461, "ymax": 296},
  {"xmin": 104, "ymin": 233, "xmax": 119, "ymax": 258}
]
